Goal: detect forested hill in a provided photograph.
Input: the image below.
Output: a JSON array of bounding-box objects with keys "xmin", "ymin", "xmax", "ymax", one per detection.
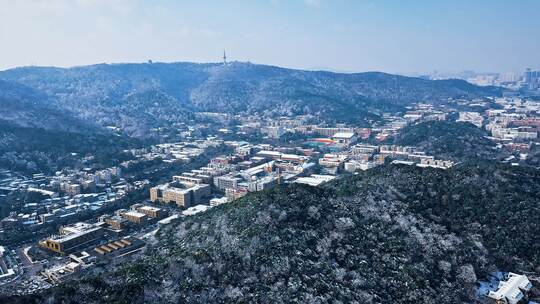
[
  {"xmin": 0, "ymin": 79, "xmax": 141, "ymax": 174},
  {"xmin": 6, "ymin": 162, "xmax": 539, "ymax": 304},
  {"xmin": 389, "ymin": 120, "xmax": 500, "ymax": 160},
  {"xmin": 0, "ymin": 79, "xmax": 94, "ymax": 133},
  {"xmin": 0, "ymin": 120, "xmax": 139, "ymax": 174},
  {"xmin": 0, "ymin": 62, "xmax": 501, "ymax": 132}
]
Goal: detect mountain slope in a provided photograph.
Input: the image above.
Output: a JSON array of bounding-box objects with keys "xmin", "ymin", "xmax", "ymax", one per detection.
[
  {"xmin": 0, "ymin": 79, "xmax": 140, "ymax": 173},
  {"xmin": 6, "ymin": 162, "xmax": 539, "ymax": 303},
  {"xmin": 0, "ymin": 79, "xmax": 94, "ymax": 132},
  {"xmin": 0, "ymin": 62, "xmax": 501, "ymax": 132},
  {"xmin": 0, "ymin": 120, "xmax": 139, "ymax": 173}
]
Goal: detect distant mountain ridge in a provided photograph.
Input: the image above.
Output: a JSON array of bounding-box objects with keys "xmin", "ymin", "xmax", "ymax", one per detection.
[{"xmin": 0, "ymin": 62, "xmax": 502, "ymax": 136}]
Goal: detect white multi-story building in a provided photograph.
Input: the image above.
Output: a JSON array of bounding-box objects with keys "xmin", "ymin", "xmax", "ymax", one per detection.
[
  {"xmin": 214, "ymin": 175, "xmax": 242, "ymax": 191},
  {"xmin": 457, "ymin": 112, "xmax": 483, "ymax": 128}
]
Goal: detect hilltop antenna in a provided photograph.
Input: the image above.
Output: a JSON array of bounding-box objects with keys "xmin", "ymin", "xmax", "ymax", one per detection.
[{"xmin": 223, "ymin": 50, "xmax": 227, "ymax": 65}]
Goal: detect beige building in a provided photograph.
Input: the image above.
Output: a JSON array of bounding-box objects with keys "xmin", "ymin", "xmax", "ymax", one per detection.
[
  {"xmin": 103, "ymin": 215, "xmax": 128, "ymax": 230},
  {"xmin": 225, "ymin": 188, "xmax": 248, "ymax": 201},
  {"xmin": 137, "ymin": 206, "xmax": 165, "ymax": 218},
  {"xmin": 314, "ymin": 127, "xmax": 353, "ymax": 137},
  {"xmin": 121, "ymin": 211, "xmax": 147, "ymax": 224},
  {"xmin": 150, "ymin": 182, "xmax": 210, "ymax": 208}
]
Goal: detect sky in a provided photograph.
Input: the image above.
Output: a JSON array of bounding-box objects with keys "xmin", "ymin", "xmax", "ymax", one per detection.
[{"xmin": 0, "ymin": 0, "xmax": 539, "ymax": 74}]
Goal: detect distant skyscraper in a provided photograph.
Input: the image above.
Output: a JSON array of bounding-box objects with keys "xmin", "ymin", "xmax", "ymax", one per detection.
[
  {"xmin": 499, "ymin": 72, "xmax": 519, "ymax": 83},
  {"xmin": 525, "ymin": 68, "xmax": 532, "ymax": 83},
  {"xmin": 524, "ymin": 68, "xmax": 539, "ymax": 90}
]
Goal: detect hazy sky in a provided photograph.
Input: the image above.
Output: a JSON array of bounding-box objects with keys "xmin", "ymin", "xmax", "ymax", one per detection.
[{"xmin": 1, "ymin": 0, "xmax": 539, "ymax": 73}]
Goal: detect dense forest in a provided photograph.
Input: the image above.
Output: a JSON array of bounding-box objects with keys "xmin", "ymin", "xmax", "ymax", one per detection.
[
  {"xmin": 0, "ymin": 78, "xmax": 144, "ymax": 173},
  {"xmin": 0, "ymin": 120, "xmax": 140, "ymax": 174},
  {"xmin": 389, "ymin": 121, "xmax": 501, "ymax": 160},
  {"xmin": 5, "ymin": 162, "xmax": 539, "ymax": 303}
]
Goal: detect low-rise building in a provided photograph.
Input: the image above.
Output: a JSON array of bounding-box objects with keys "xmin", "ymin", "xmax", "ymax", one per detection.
[
  {"xmin": 264, "ymin": 126, "xmax": 285, "ymax": 139},
  {"xmin": 417, "ymin": 158, "xmax": 454, "ymax": 169},
  {"xmin": 158, "ymin": 214, "xmax": 179, "ymax": 226},
  {"xmin": 351, "ymin": 144, "xmax": 379, "ymax": 155},
  {"xmin": 210, "ymin": 196, "xmax": 228, "ymax": 207},
  {"xmin": 43, "ymin": 261, "xmax": 82, "ymax": 283},
  {"xmin": 93, "ymin": 237, "xmax": 144, "ymax": 259},
  {"xmin": 103, "ymin": 215, "xmax": 129, "ymax": 230},
  {"xmin": 344, "ymin": 160, "xmax": 377, "ymax": 172},
  {"xmin": 121, "ymin": 211, "xmax": 147, "ymax": 224},
  {"xmin": 294, "ymin": 174, "xmax": 336, "ymax": 187},
  {"xmin": 332, "ymin": 132, "xmax": 357, "ymax": 147},
  {"xmin": 225, "ymin": 188, "xmax": 248, "ymax": 201},
  {"xmin": 319, "ymin": 154, "xmax": 348, "ymax": 175},
  {"xmin": 40, "ymin": 223, "xmax": 104, "ymax": 254},
  {"xmin": 457, "ymin": 111, "xmax": 483, "ymax": 128},
  {"xmin": 487, "ymin": 273, "xmax": 532, "ymax": 304},
  {"xmin": 182, "ymin": 204, "xmax": 211, "ymax": 216},
  {"xmin": 247, "ymin": 176, "xmax": 277, "ymax": 192},
  {"xmin": 315, "ymin": 127, "xmax": 354, "ymax": 137},
  {"xmin": 0, "ymin": 246, "xmax": 16, "ymax": 281},
  {"xmin": 173, "ymin": 175, "xmax": 204, "ymax": 185},
  {"xmin": 136, "ymin": 206, "xmax": 165, "ymax": 218}
]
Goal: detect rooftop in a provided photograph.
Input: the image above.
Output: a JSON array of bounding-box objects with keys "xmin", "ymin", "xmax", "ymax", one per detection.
[
  {"xmin": 49, "ymin": 226, "xmax": 102, "ymax": 244},
  {"xmin": 138, "ymin": 206, "xmax": 162, "ymax": 212},
  {"xmin": 182, "ymin": 204, "xmax": 211, "ymax": 216},
  {"xmin": 123, "ymin": 211, "xmax": 146, "ymax": 219},
  {"xmin": 332, "ymin": 132, "xmax": 355, "ymax": 139},
  {"xmin": 294, "ymin": 175, "xmax": 336, "ymax": 187},
  {"xmin": 488, "ymin": 273, "xmax": 532, "ymax": 302}
]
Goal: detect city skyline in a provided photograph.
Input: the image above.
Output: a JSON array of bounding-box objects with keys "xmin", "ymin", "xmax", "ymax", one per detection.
[{"xmin": 0, "ymin": 0, "xmax": 539, "ymax": 73}]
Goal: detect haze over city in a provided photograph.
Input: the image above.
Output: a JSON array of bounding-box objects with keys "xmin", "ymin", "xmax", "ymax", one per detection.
[{"xmin": 1, "ymin": 0, "xmax": 539, "ymax": 73}]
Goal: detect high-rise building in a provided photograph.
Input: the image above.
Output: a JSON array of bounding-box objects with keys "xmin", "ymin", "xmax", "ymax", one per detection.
[
  {"xmin": 499, "ymin": 72, "xmax": 520, "ymax": 83},
  {"xmin": 524, "ymin": 68, "xmax": 539, "ymax": 90}
]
